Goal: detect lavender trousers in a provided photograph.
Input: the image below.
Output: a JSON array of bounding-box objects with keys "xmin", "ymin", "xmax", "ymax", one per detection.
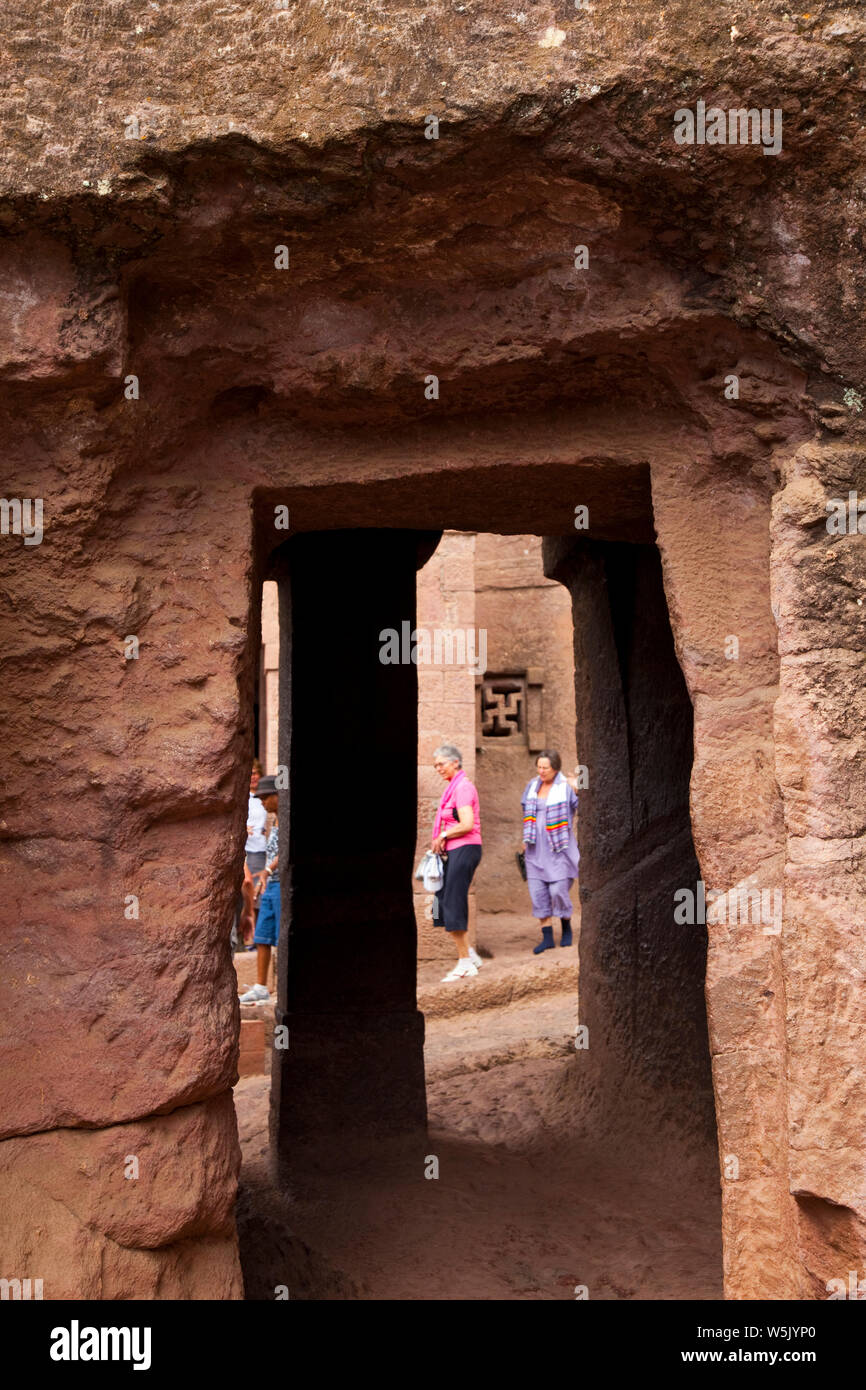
[{"xmin": 527, "ymin": 876, "xmax": 574, "ymax": 919}]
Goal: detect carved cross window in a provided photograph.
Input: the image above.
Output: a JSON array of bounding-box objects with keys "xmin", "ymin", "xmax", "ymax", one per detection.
[{"xmin": 480, "ymin": 676, "xmax": 526, "ymax": 738}]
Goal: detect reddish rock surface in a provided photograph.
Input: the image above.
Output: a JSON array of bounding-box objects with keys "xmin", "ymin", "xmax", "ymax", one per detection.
[
  {"xmin": 1, "ymin": 0, "xmax": 864, "ymax": 1299},
  {"xmin": 0, "ymin": 1094, "xmax": 242, "ymax": 1298}
]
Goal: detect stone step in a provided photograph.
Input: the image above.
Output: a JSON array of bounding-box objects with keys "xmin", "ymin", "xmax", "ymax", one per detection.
[
  {"xmin": 418, "ymin": 950, "xmax": 578, "ymax": 1019},
  {"xmin": 423, "ymin": 991, "xmax": 579, "ymax": 1082},
  {"xmin": 232, "ymin": 943, "xmax": 576, "ymax": 1068}
]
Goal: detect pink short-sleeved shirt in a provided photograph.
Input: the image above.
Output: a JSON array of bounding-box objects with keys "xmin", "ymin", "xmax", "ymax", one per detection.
[{"xmin": 433, "ymin": 770, "xmax": 482, "ymax": 850}]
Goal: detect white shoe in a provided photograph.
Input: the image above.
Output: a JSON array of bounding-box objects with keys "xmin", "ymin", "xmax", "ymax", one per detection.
[
  {"xmin": 239, "ymin": 984, "xmax": 270, "ymax": 1004},
  {"xmin": 468, "ymin": 947, "xmax": 483, "ymax": 969},
  {"xmin": 441, "ymin": 959, "xmax": 478, "ymax": 982}
]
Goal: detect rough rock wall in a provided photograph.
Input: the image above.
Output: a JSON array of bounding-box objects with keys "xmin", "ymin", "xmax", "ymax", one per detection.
[
  {"xmin": 0, "ymin": 0, "xmax": 864, "ymax": 1299},
  {"xmin": 772, "ymin": 439, "xmax": 866, "ymax": 1295},
  {"xmin": 0, "ymin": 470, "xmax": 252, "ymax": 1295},
  {"xmin": 544, "ymin": 537, "xmax": 716, "ymax": 1134},
  {"xmin": 650, "ymin": 425, "xmax": 802, "ymax": 1298}
]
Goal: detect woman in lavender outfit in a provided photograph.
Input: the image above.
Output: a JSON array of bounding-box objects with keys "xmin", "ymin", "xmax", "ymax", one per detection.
[{"xmin": 521, "ymin": 750, "xmax": 580, "ymax": 954}]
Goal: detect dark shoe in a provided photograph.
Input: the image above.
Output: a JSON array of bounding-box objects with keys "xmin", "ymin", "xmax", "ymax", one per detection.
[
  {"xmin": 533, "ymin": 925, "xmax": 555, "ymax": 954},
  {"xmin": 560, "ymin": 918, "xmax": 573, "ymax": 947}
]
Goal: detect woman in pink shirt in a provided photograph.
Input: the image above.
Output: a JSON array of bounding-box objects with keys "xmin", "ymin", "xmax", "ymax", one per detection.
[{"xmin": 431, "ymin": 743, "xmax": 483, "ymax": 982}]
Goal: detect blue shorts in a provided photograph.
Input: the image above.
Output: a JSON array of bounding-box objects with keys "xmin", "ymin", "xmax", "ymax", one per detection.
[{"xmin": 254, "ymin": 879, "xmax": 280, "ymax": 945}]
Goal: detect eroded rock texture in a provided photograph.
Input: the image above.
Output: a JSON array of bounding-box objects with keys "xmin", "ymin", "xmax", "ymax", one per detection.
[
  {"xmin": 0, "ymin": 1, "xmax": 864, "ymax": 1298},
  {"xmin": 0, "ymin": 1095, "xmax": 242, "ymax": 1298}
]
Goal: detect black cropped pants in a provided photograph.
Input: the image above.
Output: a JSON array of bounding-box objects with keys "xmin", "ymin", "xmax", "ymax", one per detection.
[{"xmin": 432, "ymin": 844, "xmax": 482, "ymax": 932}]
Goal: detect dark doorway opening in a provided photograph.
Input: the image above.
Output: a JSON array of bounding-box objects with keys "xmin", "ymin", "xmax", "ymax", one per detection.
[{"xmin": 235, "ymin": 506, "xmax": 721, "ymax": 1299}]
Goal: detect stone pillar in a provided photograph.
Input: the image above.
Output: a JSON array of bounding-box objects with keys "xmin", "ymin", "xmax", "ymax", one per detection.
[
  {"xmin": 0, "ymin": 478, "xmax": 250, "ymax": 1299},
  {"xmin": 543, "ymin": 538, "xmax": 717, "ymax": 1143},
  {"xmin": 272, "ymin": 530, "xmax": 432, "ymax": 1168},
  {"xmin": 650, "ymin": 451, "xmax": 800, "ymax": 1299},
  {"xmin": 772, "ymin": 440, "xmax": 866, "ymax": 1295}
]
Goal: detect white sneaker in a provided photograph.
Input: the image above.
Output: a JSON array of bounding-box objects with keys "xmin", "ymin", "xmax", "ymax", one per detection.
[
  {"xmin": 468, "ymin": 947, "xmax": 483, "ymax": 969},
  {"xmin": 441, "ymin": 959, "xmax": 478, "ymax": 982},
  {"xmin": 239, "ymin": 984, "xmax": 270, "ymax": 1004}
]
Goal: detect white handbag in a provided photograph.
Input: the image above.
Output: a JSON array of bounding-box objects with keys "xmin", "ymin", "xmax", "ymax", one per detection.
[{"xmin": 415, "ymin": 850, "xmax": 444, "ymax": 893}]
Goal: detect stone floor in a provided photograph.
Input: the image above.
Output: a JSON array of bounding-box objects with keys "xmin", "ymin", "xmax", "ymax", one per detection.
[{"xmin": 233, "ymin": 908, "xmax": 724, "ymax": 1300}]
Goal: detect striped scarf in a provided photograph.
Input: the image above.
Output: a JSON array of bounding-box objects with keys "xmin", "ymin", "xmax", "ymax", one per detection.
[{"xmin": 523, "ymin": 773, "xmax": 570, "ymax": 853}]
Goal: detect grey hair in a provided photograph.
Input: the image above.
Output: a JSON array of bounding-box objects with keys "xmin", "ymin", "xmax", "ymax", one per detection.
[{"xmin": 434, "ymin": 743, "xmax": 462, "ymax": 768}]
